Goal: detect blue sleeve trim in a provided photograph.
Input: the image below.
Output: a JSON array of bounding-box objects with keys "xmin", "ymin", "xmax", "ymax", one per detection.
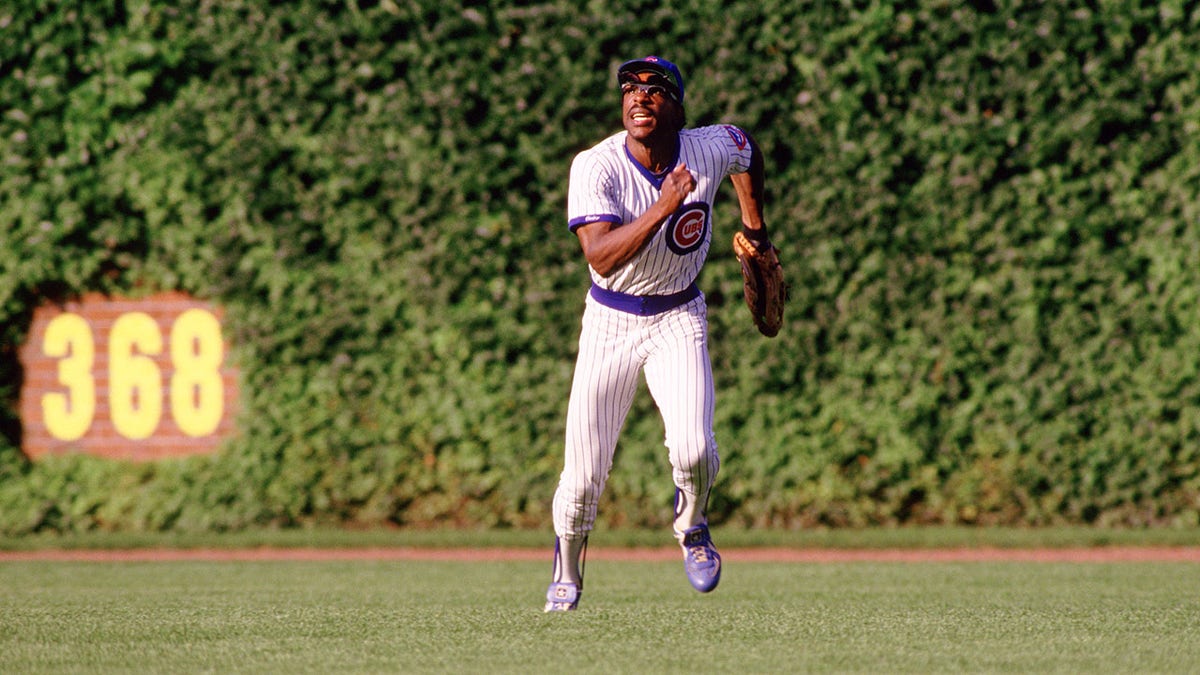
[{"xmin": 568, "ymin": 214, "xmax": 621, "ymax": 232}]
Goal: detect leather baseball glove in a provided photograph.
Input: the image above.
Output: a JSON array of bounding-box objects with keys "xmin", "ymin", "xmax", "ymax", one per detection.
[{"xmin": 732, "ymin": 230, "xmax": 787, "ymax": 337}]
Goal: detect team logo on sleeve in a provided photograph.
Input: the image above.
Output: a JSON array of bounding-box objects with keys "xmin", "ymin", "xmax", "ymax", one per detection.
[
  {"xmin": 723, "ymin": 125, "xmax": 748, "ymax": 150},
  {"xmin": 666, "ymin": 203, "xmax": 710, "ymax": 255}
]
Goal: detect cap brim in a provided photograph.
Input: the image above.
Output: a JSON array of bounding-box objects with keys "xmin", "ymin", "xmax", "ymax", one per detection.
[
  {"xmin": 617, "ymin": 63, "xmax": 682, "ymax": 102},
  {"xmin": 618, "ymin": 62, "xmax": 673, "ymax": 81}
]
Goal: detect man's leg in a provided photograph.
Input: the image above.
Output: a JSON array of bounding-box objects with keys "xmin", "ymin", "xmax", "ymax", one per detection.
[
  {"xmin": 642, "ymin": 300, "xmax": 719, "ymax": 539},
  {"xmin": 643, "ymin": 300, "xmax": 722, "ymax": 593},
  {"xmin": 547, "ymin": 302, "xmax": 642, "ymax": 609}
]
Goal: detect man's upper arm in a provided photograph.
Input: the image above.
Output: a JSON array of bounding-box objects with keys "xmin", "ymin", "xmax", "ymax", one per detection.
[{"xmin": 567, "ymin": 152, "xmax": 622, "ymax": 232}]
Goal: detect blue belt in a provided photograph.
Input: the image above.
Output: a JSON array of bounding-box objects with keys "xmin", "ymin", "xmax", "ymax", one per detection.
[{"xmin": 589, "ymin": 283, "xmax": 700, "ymax": 316}]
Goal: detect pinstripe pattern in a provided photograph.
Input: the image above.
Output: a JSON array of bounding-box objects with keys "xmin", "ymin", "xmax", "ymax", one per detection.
[
  {"xmin": 567, "ymin": 126, "xmax": 753, "ymax": 295},
  {"xmin": 552, "ymin": 124, "xmax": 750, "ymax": 547}
]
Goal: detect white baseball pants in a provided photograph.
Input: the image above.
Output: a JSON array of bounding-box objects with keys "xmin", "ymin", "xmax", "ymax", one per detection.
[{"xmin": 551, "ymin": 293, "xmax": 719, "ymax": 545}]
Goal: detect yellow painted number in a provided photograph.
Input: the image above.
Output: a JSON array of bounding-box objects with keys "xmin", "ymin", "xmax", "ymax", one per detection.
[
  {"xmin": 41, "ymin": 314, "xmax": 96, "ymax": 441},
  {"xmin": 170, "ymin": 308, "xmax": 224, "ymax": 437},
  {"xmin": 40, "ymin": 307, "xmax": 227, "ymax": 443},
  {"xmin": 109, "ymin": 312, "xmax": 164, "ymax": 440}
]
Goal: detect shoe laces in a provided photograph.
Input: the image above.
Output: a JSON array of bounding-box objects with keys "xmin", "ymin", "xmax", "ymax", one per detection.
[{"xmin": 684, "ymin": 529, "xmax": 715, "ymax": 565}]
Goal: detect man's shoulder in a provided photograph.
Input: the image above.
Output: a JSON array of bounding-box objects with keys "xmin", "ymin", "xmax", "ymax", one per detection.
[
  {"xmin": 571, "ymin": 131, "xmax": 627, "ymax": 174},
  {"xmin": 681, "ymin": 124, "xmax": 752, "ymax": 157},
  {"xmin": 682, "ymin": 124, "xmax": 748, "ymax": 142}
]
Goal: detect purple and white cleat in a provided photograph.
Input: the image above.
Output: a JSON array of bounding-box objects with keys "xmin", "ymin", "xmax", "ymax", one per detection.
[
  {"xmin": 544, "ymin": 582, "xmax": 581, "ymax": 612},
  {"xmin": 681, "ymin": 525, "xmax": 721, "ymax": 593}
]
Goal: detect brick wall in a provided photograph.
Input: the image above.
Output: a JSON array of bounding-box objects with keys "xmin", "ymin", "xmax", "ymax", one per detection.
[{"xmin": 17, "ymin": 292, "xmax": 239, "ymax": 461}]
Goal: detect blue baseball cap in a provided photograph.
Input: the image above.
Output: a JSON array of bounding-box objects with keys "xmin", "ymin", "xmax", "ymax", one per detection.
[{"xmin": 617, "ymin": 56, "xmax": 684, "ymax": 104}]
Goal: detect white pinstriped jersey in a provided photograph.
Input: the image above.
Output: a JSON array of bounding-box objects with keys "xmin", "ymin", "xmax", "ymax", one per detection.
[{"xmin": 567, "ymin": 125, "xmax": 754, "ymax": 296}]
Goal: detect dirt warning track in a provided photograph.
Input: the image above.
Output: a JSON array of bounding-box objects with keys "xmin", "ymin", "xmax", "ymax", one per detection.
[{"xmin": 2, "ymin": 546, "xmax": 1198, "ymax": 563}]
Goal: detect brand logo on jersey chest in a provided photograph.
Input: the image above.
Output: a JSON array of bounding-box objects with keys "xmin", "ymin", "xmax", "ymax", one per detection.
[{"xmin": 666, "ymin": 203, "xmax": 710, "ymax": 255}]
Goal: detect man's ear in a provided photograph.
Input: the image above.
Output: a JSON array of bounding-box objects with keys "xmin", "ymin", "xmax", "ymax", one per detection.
[{"xmin": 671, "ymin": 101, "xmax": 687, "ymax": 131}]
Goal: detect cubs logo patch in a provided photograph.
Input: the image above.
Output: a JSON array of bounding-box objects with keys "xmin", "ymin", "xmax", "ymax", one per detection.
[
  {"xmin": 723, "ymin": 125, "xmax": 748, "ymax": 150},
  {"xmin": 666, "ymin": 203, "xmax": 710, "ymax": 255}
]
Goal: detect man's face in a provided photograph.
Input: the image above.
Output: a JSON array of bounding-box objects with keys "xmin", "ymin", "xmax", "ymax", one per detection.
[{"xmin": 622, "ymin": 71, "xmax": 682, "ymax": 140}]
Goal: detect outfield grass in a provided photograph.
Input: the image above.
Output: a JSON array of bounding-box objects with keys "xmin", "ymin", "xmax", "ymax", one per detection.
[
  {"xmin": 2, "ymin": 556, "xmax": 1198, "ymax": 673},
  {"xmin": 4, "ymin": 524, "xmax": 1200, "ymax": 552}
]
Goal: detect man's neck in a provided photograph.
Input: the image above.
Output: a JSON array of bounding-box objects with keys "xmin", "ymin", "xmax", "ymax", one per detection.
[{"xmin": 625, "ymin": 133, "xmax": 679, "ymax": 174}]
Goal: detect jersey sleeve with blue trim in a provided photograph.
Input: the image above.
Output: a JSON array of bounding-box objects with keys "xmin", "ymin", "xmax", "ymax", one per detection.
[{"xmin": 567, "ymin": 133, "xmax": 626, "ymax": 232}]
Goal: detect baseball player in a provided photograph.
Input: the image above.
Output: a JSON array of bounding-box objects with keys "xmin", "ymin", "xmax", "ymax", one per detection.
[{"xmin": 545, "ymin": 56, "xmax": 773, "ymax": 612}]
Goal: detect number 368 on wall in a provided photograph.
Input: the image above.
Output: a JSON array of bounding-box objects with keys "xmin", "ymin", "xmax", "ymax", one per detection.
[
  {"xmin": 43, "ymin": 309, "xmax": 225, "ymax": 440},
  {"xmin": 19, "ymin": 294, "xmax": 237, "ymax": 460}
]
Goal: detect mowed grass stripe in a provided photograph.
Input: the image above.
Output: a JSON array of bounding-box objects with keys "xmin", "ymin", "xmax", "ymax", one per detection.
[{"xmin": 2, "ymin": 559, "xmax": 1198, "ymax": 674}]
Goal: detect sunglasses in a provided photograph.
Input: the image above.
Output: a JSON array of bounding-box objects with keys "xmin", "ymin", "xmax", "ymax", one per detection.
[{"xmin": 620, "ymin": 81, "xmax": 675, "ymax": 100}]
